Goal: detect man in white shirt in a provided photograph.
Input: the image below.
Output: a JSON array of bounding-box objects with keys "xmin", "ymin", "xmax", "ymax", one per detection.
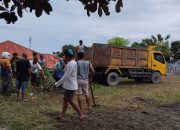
[
  {"xmin": 30, "ymin": 57, "xmax": 45, "ymax": 89},
  {"xmin": 55, "ymin": 49, "xmax": 85, "ymax": 120},
  {"xmin": 76, "ymin": 40, "xmax": 85, "ymax": 53}
]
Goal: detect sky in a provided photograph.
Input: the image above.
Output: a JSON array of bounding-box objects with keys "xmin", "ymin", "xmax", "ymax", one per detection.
[{"xmin": 0, "ymin": 0, "xmax": 180, "ymax": 53}]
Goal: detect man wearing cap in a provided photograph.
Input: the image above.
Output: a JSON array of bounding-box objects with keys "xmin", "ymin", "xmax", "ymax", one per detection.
[
  {"xmin": 1, "ymin": 52, "xmax": 13, "ymax": 96},
  {"xmin": 55, "ymin": 49, "xmax": 85, "ymax": 120}
]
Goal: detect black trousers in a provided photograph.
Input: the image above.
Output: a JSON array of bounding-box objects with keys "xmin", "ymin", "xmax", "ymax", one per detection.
[{"xmin": 1, "ymin": 77, "xmax": 13, "ymax": 96}]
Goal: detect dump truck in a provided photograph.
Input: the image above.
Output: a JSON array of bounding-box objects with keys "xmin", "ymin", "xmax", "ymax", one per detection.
[{"xmin": 84, "ymin": 43, "xmax": 166, "ymax": 86}]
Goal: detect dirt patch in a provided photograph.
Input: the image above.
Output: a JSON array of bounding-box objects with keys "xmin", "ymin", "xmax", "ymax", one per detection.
[
  {"xmin": 133, "ymin": 97, "xmax": 160, "ymax": 106},
  {"xmin": 41, "ymin": 100, "xmax": 180, "ymax": 130}
]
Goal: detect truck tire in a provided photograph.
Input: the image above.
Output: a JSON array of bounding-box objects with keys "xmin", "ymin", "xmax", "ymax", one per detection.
[
  {"xmin": 151, "ymin": 72, "xmax": 162, "ymax": 84},
  {"xmin": 107, "ymin": 72, "xmax": 119, "ymax": 86}
]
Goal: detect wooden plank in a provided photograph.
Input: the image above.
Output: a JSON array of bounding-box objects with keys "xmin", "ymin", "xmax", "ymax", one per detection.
[
  {"xmin": 84, "ymin": 47, "xmax": 93, "ymax": 62},
  {"xmin": 92, "ymin": 44, "xmax": 111, "ymax": 67},
  {"xmin": 111, "ymin": 58, "xmax": 122, "ymax": 66}
]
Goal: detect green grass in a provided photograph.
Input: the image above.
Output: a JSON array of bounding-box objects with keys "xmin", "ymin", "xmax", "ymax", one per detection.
[
  {"xmin": 0, "ymin": 94, "xmax": 56, "ymax": 129},
  {"xmin": 0, "ymin": 75, "xmax": 180, "ymax": 129},
  {"xmin": 94, "ymin": 76, "xmax": 180, "ymax": 107}
]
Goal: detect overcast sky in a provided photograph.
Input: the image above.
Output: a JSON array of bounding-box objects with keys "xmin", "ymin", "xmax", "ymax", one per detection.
[{"xmin": 0, "ymin": 0, "xmax": 180, "ymax": 53}]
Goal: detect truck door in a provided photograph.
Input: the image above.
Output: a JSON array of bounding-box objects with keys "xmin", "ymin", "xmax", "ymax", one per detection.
[{"xmin": 152, "ymin": 52, "xmax": 166, "ymax": 75}]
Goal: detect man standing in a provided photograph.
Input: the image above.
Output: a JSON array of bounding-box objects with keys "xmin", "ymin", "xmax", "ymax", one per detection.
[
  {"xmin": 76, "ymin": 40, "xmax": 85, "ymax": 53},
  {"xmin": 30, "ymin": 57, "xmax": 46, "ymax": 89},
  {"xmin": 39, "ymin": 54, "xmax": 46, "ymax": 67},
  {"xmin": 16, "ymin": 53, "xmax": 31, "ymax": 101},
  {"xmin": 76, "ymin": 52, "xmax": 95, "ymax": 111},
  {"xmin": 1, "ymin": 52, "xmax": 13, "ymax": 96},
  {"xmin": 32, "ymin": 52, "xmax": 38, "ymax": 59},
  {"xmin": 10, "ymin": 53, "xmax": 19, "ymax": 77},
  {"xmin": 55, "ymin": 49, "xmax": 85, "ymax": 120}
]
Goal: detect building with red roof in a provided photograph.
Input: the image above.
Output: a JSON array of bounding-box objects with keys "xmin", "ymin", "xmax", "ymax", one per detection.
[{"xmin": 0, "ymin": 40, "xmax": 59, "ymax": 68}]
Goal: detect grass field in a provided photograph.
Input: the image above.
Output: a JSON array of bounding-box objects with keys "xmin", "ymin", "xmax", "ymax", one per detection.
[{"xmin": 0, "ymin": 75, "xmax": 180, "ymax": 130}]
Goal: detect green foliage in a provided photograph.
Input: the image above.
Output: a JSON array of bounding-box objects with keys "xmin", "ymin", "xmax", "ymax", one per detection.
[
  {"xmin": 52, "ymin": 44, "xmax": 76, "ymax": 57},
  {"xmin": 52, "ymin": 44, "xmax": 76, "ymax": 58},
  {"xmin": 156, "ymin": 42, "xmax": 170, "ymax": 62},
  {"xmin": 61, "ymin": 44, "xmax": 75, "ymax": 55},
  {"xmin": 83, "ymin": 0, "xmax": 123, "ymax": 17},
  {"xmin": 131, "ymin": 42, "xmax": 146, "ymax": 47},
  {"xmin": 108, "ymin": 37, "xmax": 130, "ymax": 47},
  {"xmin": 131, "ymin": 34, "xmax": 171, "ymax": 61},
  {"xmin": 62, "ymin": 44, "xmax": 75, "ymax": 53},
  {"xmin": 0, "ymin": 0, "xmax": 52, "ymax": 24},
  {"xmin": 0, "ymin": 76, "xmax": 180, "ymax": 129},
  {"xmin": 171, "ymin": 41, "xmax": 180, "ymax": 62},
  {"xmin": 42, "ymin": 67, "xmax": 51, "ymax": 77},
  {"xmin": 0, "ymin": 0, "xmax": 123, "ymax": 24}
]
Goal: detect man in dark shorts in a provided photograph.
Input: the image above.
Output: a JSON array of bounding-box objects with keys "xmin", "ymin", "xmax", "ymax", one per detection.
[
  {"xmin": 55, "ymin": 49, "xmax": 85, "ymax": 120},
  {"xmin": 16, "ymin": 53, "xmax": 31, "ymax": 101}
]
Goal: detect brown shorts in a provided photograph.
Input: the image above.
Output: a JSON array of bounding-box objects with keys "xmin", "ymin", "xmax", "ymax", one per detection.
[
  {"xmin": 76, "ymin": 79, "xmax": 89, "ymax": 95},
  {"xmin": 64, "ymin": 89, "xmax": 76, "ymax": 102}
]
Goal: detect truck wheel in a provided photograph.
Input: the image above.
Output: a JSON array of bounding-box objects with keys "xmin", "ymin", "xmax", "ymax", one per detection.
[
  {"xmin": 151, "ymin": 72, "xmax": 162, "ymax": 83},
  {"xmin": 107, "ymin": 72, "xmax": 119, "ymax": 86}
]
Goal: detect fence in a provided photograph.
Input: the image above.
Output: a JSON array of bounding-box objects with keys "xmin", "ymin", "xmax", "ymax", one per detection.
[{"xmin": 167, "ymin": 63, "xmax": 180, "ymax": 75}]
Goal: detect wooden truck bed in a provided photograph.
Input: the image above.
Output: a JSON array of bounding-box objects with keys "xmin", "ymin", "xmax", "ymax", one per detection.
[{"xmin": 84, "ymin": 43, "xmax": 149, "ymax": 68}]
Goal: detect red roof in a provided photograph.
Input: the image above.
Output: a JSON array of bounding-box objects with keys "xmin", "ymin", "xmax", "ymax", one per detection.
[{"xmin": 0, "ymin": 40, "xmax": 59, "ymax": 68}]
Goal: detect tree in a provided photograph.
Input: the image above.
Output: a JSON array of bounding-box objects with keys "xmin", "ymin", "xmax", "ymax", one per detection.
[
  {"xmin": 0, "ymin": 0, "xmax": 123, "ymax": 24},
  {"xmin": 131, "ymin": 34, "xmax": 171, "ymax": 61},
  {"xmin": 131, "ymin": 42, "xmax": 146, "ymax": 48},
  {"xmin": 171, "ymin": 41, "xmax": 180, "ymax": 62},
  {"xmin": 108, "ymin": 37, "xmax": 129, "ymax": 47},
  {"xmin": 62, "ymin": 44, "xmax": 75, "ymax": 54},
  {"xmin": 149, "ymin": 34, "xmax": 171, "ymax": 62},
  {"xmin": 56, "ymin": 44, "xmax": 75, "ymax": 57}
]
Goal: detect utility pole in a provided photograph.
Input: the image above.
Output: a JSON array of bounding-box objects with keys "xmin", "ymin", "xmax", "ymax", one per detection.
[{"xmin": 29, "ymin": 35, "xmax": 32, "ymax": 50}]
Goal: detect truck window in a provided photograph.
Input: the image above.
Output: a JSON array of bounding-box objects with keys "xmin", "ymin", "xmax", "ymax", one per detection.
[{"xmin": 154, "ymin": 53, "xmax": 165, "ymax": 64}]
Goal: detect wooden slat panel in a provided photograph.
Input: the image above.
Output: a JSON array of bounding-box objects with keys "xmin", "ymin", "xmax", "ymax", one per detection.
[
  {"xmin": 126, "ymin": 49, "xmax": 136, "ymax": 58},
  {"xmin": 84, "ymin": 47, "xmax": 93, "ymax": 62},
  {"xmin": 84, "ymin": 43, "xmax": 149, "ymax": 68},
  {"xmin": 111, "ymin": 48, "xmax": 123, "ymax": 58},
  {"xmin": 124, "ymin": 59, "xmax": 136, "ymax": 66},
  {"xmin": 111, "ymin": 58, "xmax": 122, "ymax": 66},
  {"xmin": 139, "ymin": 60, "xmax": 148, "ymax": 67},
  {"xmin": 92, "ymin": 44, "xmax": 111, "ymax": 67},
  {"xmin": 139, "ymin": 50, "xmax": 148, "ymax": 58}
]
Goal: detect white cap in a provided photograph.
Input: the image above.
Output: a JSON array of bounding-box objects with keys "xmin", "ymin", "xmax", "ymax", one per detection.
[{"xmin": 2, "ymin": 52, "xmax": 11, "ymax": 59}]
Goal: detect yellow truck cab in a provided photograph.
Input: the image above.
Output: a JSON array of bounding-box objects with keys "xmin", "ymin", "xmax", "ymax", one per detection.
[
  {"xmin": 84, "ymin": 43, "xmax": 166, "ymax": 86},
  {"xmin": 148, "ymin": 49, "xmax": 166, "ymax": 83}
]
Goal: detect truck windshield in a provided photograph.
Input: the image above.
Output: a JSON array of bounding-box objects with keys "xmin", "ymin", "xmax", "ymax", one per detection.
[{"xmin": 154, "ymin": 53, "xmax": 165, "ymax": 64}]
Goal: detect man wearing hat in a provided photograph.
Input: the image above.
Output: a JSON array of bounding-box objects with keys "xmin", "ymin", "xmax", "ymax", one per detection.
[
  {"xmin": 55, "ymin": 49, "xmax": 85, "ymax": 120},
  {"xmin": 1, "ymin": 52, "xmax": 13, "ymax": 96}
]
